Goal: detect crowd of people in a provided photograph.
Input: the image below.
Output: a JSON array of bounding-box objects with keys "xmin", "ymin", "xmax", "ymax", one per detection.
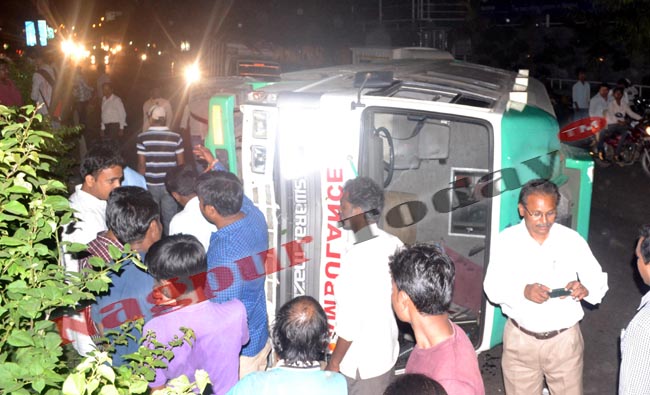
[
  {"xmin": 59, "ymin": 136, "xmax": 485, "ymax": 394},
  {"xmin": 6, "ymin": 54, "xmax": 648, "ymax": 394}
]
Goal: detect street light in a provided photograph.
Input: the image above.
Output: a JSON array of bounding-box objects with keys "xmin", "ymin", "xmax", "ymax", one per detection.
[{"xmin": 184, "ymin": 62, "xmax": 200, "ymax": 85}]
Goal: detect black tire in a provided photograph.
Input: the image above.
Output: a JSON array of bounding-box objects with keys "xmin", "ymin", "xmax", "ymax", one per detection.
[{"xmin": 642, "ymin": 150, "xmax": 650, "ymax": 178}]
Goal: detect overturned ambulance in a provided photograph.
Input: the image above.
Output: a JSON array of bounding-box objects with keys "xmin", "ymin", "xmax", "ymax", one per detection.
[{"xmin": 208, "ymin": 49, "xmax": 593, "ymax": 363}]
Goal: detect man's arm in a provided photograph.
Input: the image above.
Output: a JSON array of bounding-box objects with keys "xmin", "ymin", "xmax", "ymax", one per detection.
[
  {"xmin": 572, "ymin": 238, "xmax": 608, "ymax": 305},
  {"xmin": 30, "ymin": 73, "xmax": 41, "ymax": 102},
  {"xmin": 137, "ymin": 154, "xmax": 146, "ymax": 176},
  {"xmin": 117, "ymin": 98, "xmax": 127, "ymax": 134},
  {"xmin": 325, "ymin": 337, "xmax": 351, "ymax": 372}
]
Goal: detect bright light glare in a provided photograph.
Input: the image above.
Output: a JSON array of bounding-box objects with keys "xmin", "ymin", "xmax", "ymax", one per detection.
[
  {"xmin": 61, "ymin": 39, "xmax": 91, "ymax": 62},
  {"xmin": 184, "ymin": 62, "xmax": 201, "ymax": 85},
  {"xmin": 141, "ymin": 53, "xmax": 148, "ymax": 61}
]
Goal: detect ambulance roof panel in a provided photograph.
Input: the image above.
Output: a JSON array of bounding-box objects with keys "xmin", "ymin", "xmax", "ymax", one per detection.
[{"xmin": 258, "ymin": 59, "xmax": 554, "ymax": 115}]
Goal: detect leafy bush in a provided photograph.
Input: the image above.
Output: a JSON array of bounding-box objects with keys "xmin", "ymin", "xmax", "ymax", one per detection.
[{"xmin": 0, "ymin": 105, "xmax": 206, "ymax": 394}]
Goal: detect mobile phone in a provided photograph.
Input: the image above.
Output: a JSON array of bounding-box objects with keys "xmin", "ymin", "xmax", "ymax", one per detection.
[{"xmin": 548, "ymin": 288, "xmax": 572, "ymax": 298}]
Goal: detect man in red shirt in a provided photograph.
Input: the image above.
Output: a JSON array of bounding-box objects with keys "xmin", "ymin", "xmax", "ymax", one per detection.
[
  {"xmin": 390, "ymin": 243, "xmax": 485, "ymax": 394},
  {"xmin": 0, "ymin": 61, "xmax": 23, "ymax": 107}
]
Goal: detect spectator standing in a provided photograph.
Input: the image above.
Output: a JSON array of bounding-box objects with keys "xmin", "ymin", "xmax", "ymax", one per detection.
[
  {"xmin": 589, "ymin": 83, "xmax": 610, "ymax": 118},
  {"xmin": 180, "ymin": 100, "xmax": 209, "ymax": 147},
  {"xmin": 325, "ymin": 176, "xmax": 402, "ymax": 395},
  {"xmin": 61, "ymin": 144, "xmax": 123, "ymax": 356},
  {"xmin": 165, "ymin": 166, "xmax": 217, "ymax": 251},
  {"xmin": 389, "ymin": 244, "xmax": 484, "ymax": 394},
  {"xmin": 137, "ymin": 105, "xmax": 184, "ymax": 235},
  {"xmin": 142, "ymin": 86, "xmax": 173, "ymax": 132},
  {"xmin": 72, "ymin": 66, "xmax": 93, "ymax": 128},
  {"xmin": 30, "ymin": 53, "xmax": 56, "ymax": 117},
  {"xmin": 100, "ymin": 83, "xmax": 127, "ymax": 140},
  {"xmin": 619, "ymin": 225, "xmax": 650, "ymax": 394},
  {"xmin": 484, "ymin": 179, "xmax": 608, "ymax": 395},
  {"xmin": 144, "ymin": 235, "xmax": 248, "ymax": 395},
  {"xmin": 95, "ymin": 63, "xmax": 110, "ymax": 102},
  {"xmin": 195, "ymin": 171, "xmax": 271, "ymax": 378},
  {"xmin": 62, "ymin": 144, "xmax": 124, "ymax": 273},
  {"xmin": 572, "ymin": 68, "xmax": 590, "ymax": 121},
  {"xmin": 87, "ymin": 187, "xmax": 162, "ymax": 365},
  {"xmin": 228, "ymin": 296, "xmax": 347, "ymax": 395},
  {"xmin": 0, "ymin": 61, "xmax": 23, "ymax": 106}
]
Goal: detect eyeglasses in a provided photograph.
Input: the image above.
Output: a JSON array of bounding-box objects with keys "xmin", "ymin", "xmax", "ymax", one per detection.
[{"xmin": 523, "ymin": 205, "xmax": 557, "ymax": 220}]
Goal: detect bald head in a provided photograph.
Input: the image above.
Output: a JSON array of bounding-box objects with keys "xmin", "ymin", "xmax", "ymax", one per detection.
[{"xmin": 272, "ymin": 296, "xmax": 329, "ymax": 364}]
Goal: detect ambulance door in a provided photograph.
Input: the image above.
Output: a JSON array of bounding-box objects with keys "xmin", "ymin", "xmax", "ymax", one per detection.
[{"xmin": 357, "ymin": 107, "xmax": 493, "ymax": 357}]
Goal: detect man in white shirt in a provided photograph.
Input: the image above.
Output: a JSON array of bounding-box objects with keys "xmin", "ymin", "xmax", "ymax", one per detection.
[
  {"xmin": 62, "ymin": 143, "xmax": 124, "ymax": 355},
  {"xmin": 572, "ymin": 68, "xmax": 590, "ymax": 121},
  {"xmin": 619, "ymin": 225, "xmax": 650, "ymax": 394},
  {"xmin": 589, "ymin": 83, "xmax": 610, "ymax": 118},
  {"xmin": 101, "ymin": 83, "xmax": 127, "ymax": 140},
  {"xmin": 142, "ymin": 86, "xmax": 173, "ymax": 132},
  {"xmin": 165, "ymin": 166, "xmax": 217, "ymax": 251},
  {"xmin": 325, "ymin": 176, "xmax": 402, "ymax": 395},
  {"xmin": 484, "ymin": 179, "xmax": 608, "ymax": 395}
]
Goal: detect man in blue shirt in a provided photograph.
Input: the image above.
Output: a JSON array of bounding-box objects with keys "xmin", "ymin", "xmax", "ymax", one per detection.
[{"xmin": 196, "ymin": 171, "xmax": 271, "ymax": 378}]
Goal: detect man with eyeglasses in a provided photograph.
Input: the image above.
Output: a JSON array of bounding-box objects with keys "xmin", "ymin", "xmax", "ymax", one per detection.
[{"xmin": 484, "ymin": 179, "xmax": 608, "ymax": 395}]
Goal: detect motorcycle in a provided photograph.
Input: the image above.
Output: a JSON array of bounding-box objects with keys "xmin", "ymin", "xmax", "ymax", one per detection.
[{"xmin": 590, "ymin": 98, "xmax": 650, "ymax": 171}]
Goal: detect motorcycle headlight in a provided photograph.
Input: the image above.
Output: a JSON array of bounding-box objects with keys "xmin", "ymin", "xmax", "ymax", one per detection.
[{"xmin": 645, "ymin": 125, "xmax": 650, "ymax": 136}]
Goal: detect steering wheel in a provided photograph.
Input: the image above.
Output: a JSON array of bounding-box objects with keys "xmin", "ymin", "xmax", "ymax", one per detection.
[{"xmin": 374, "ymin": 127, "xmax": 395, "ymax": 188}]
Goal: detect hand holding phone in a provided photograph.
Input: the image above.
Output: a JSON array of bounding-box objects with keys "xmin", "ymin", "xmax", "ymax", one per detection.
[{"xmin": 548, "ymin": 288, "xmax": 572, "ymax": 298}]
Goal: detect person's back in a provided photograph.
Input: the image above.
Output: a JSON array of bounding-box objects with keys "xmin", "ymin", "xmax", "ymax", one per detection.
[
  {"xmin": 228, "ymin": 296, "xmax": 347, "ymax": 395},
  {"xmin": 143, "ymin": 235, "xmax": 248, "ymax": 395},
  {"xmin": 196, "ymin": 171, "xmax": 270, "ymax": 366},
  {"xmin": 165, "ymin": 166, "xmax": 217, "ymax": 250},
  {"xmin": 137, "ymin": 105, "xmax": 184, "ymax": 234},
  {"xmin": 228, "ymin": 367, "xmax": 346, "ymax": 395}
]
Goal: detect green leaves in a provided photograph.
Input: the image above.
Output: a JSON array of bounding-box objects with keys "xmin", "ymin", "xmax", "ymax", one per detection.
[{"xmin": 0, "ymin": 104, "xmax": 207, "ymax": 395}]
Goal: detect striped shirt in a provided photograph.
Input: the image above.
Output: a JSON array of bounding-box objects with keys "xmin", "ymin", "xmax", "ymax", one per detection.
[
  {"xmin": 619, "ymin": 291, "xmax": 650, "ymax": 394},
  {"xmin": 136, "ymin": 126, "xmax": 184, "ymax": 186}
]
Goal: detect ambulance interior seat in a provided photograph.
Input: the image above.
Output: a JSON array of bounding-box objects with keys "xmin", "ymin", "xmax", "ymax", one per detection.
[{"xmin": 386, "ymin": 118, "xmax": 451, "ymax": 170}]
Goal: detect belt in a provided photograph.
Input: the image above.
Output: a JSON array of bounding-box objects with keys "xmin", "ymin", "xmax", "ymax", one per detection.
[{"xmin": 511, "ymin": 319, "xmax": 569, "ymax": 340}]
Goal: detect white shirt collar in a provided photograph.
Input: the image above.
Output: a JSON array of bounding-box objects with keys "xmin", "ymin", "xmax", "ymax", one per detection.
[{"xmin": 639, "ymin": 290, "xmax": 650, "ymax": 311}]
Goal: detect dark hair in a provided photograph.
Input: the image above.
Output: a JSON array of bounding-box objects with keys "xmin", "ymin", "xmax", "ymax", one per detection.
[
  {"xmin": 598, "ymin": 83, "xmax": 609, "ymax": 90},
  {"xmin": 272, "ymin": 296, "xmax": 329, "ymax": 365},
  {"xmin": 80, "ymin": 143, "xmax": 123, "ymax": 179},
  {"xmin": 576, "ymin": 67, "xmax": 586, "ymax": 76},
  {"xmin": 106, "ymin": 187, "xmax": 159, "ymax": 244},
  {"xmin": 389, "ymin": 243, "xmax": 455, "ymax": 315},
  {"xmin": 165, "ymin": 166, "xmax": 198, "ymax": 196},
  {"xmin": 384, "ymin": 374, "xmax": 448, "ymax": 395},
  {"xmin": 195, "ymin": 171, "xmax": 243, "ymax": 216},
  {"xmin": 613, "ymin": 87, "xmax": 624, "ymax": 95},
  {"xmin": 342, "ymin": 176, "xmax": 384, "ymax": 222},
  {"xmin": 518, "ymin": 179, "xmax": 560, "ymax": 207},
  {"xmin": 639, "ymin": 225, "xmax": 650, "ymax": 264},
  {"xmin": 146, "ymin": 234, "xmax": 206, "ymax": 281}
]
